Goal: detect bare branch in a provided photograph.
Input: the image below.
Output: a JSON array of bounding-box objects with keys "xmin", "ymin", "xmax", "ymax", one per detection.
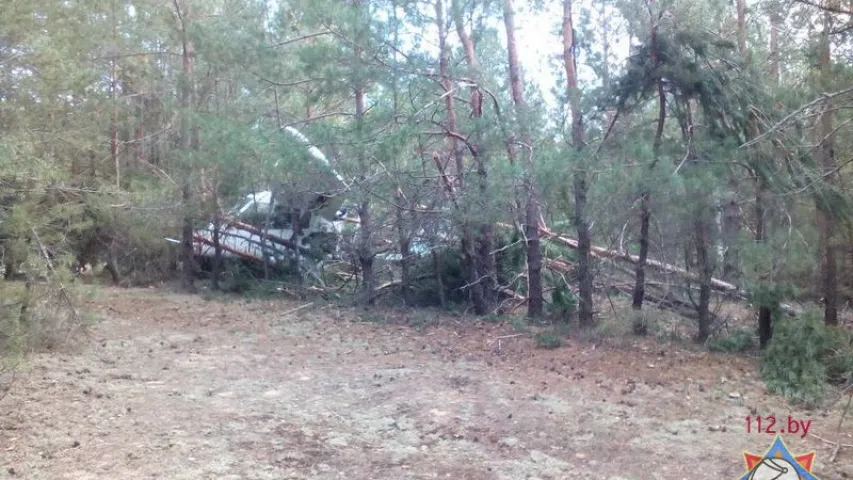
[{"xmin": 269, "ymin": 31, "xmax": 334, "ymax": 48}]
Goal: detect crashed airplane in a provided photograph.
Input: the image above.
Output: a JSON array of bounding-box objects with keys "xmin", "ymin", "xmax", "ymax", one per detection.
[{"xmin": 167, "ymin": 126, "xmax": 353, "ymax": 284}]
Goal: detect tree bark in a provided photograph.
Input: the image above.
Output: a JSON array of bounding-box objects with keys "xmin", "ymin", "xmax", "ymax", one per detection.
[
  {"xmin": 721, "ymin": 0, "xmax": 754, "ymax": 284},
  {"xmin": 769, "ymin": 7, "xmax": 780, "ymax": 82},
  {"xmin": 562, "ymin": 0, "xmax": 593, "ymax": 327},
  {"xmin": 394, "ymin": 189, "xmax": 412, "ymax": 305},
  {"xmin": 353, "ymin": 0, "xmax": 374, "ymax": 305},
  {"xmin": 452, "ymin": 0, "xmax": 496, "ymax": 312},
  {"xmin": 756, "ymin": 5, "xmax": 780, "ymax": 347},
  {"xmin": 755, "ymin": 172, "xmax": 773, "ymax": 347},
  {"xmin": 816, "ymin": 5, "xmax": 839, "ymax": 326},
  {"xmin": 632, "ymin": 1, "xmax": 665, "ymax": 311},
  {"xmin": 681, "ymin": 100, "xmax": 713, "ymax": 342},
  {"xmin": 390, "ymin": 2, "xmax": 411, "ymax": 306},
  {"xmin": 177, "ymin": 0, "xmax": 196, "ymax": 293},
  {"xmin": 695, "ymin": 211, "xmax": 713, "ymax": 341},
  {"xmin": 736, "ymin": 0, "xmax": 749, "ymax": 61},
  {"xmin": 355, "ymin": 90, "xmax": 374, "ymax": 305},
  {"xmin": 502, "ymin": 0, "xmax": 544, "ymax": 317},
  {"xmin": 435, "ymin": 0, "xmax": 485, "ymax": 313},
  {"xmin": 110, "ymin": 0, "xmax": 120, "ymax": 188}
]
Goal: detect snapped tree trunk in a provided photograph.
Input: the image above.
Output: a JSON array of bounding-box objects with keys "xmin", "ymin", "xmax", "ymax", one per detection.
[
  {"xmin": 502, "ymin": 0, "xmax": 544, "ymax": 317},
  {"xmin": 562, "ymin": 0, "xmax": 593, "ymax": 326}
]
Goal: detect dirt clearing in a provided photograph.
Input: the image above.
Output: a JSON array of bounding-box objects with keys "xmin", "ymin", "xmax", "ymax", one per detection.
[{"xmin": 1, "ymin": 287, "xmax": 851, "ymax": 479}]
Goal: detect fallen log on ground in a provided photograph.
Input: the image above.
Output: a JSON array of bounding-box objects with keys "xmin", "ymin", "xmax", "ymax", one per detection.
[
  {"xmin": 496, "ymin": 223, "xmax": 798, "ymax": 317},
  {"xmin": 607, "ymin": 282, "xmax": 720, "ymax": 323}
]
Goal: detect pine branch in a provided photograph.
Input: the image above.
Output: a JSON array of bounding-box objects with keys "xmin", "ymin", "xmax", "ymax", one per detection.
[
  {"xmin": 740, "ymin": 86, "xmax": 853, "ymax": 149},
  {"xmin": 794, "ymin": 0, "xmax": 853, "ymax": 15}
]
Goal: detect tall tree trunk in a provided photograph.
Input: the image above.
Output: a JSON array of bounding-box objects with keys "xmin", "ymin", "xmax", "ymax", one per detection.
[
  {"xmin": 353, "ymin": 0, "xmax": 374, "ymax": 305},
  {"xmin": 110, "ymin": 0, "xmax": 120, "ymax": 188},
  {"xmin": 816, "ymin": 5, "xmax": 838, "ymax": 326},
  {"xmin": 756, "ymin": 5, "xmax": 780, "ymax": 347},
  {"xmin": 682, "ymin": 100, "xmax": 713, "ymax": 342},
  {"xmin": 562, "ymin": 0, "xmax": 593, "ymax": 326},
  {"xmin": 769, "ymin": 8, "xmax": 780, "ymax": 82},
  {"xmin": 355, "ymin": 89, "xmax": 374, "ymax": 304},
  {"xmin": 395, "ymin": 189, "xmax": 412, "ymax": 305},
  {"xmin": 736, "ymin": 0, "xmax": 748, "ymax": 60},
  {"xmin": 211, "ymin": 214, "xmax": 222, "ymax": 290},
  {"xmin": 452, "ymin": 0, "xmax": 496, "ymax": 312},
  {"xmin": 435, "ymin": 0, "xmax": 485, "ymax": 313},
  {"xmin": 632, "ymin": 1, "xmax": 665, "ymax": 311},
  {"xmin": 721, "ymin": 0, "xmax": 753, "ymax": 283},
  {"xmin": 177, "ymin": 0, "xmax": 196, "ymax": 293},
  {"xmin": 502, "ymin": 0, "xmax": 544, "ymax": 317},
  {"xmin": 390, "ymin": 0, "xmax": 411, "ymax": 306},
  {"xmin": 721, "ymin": 193, "xmax": 740, "ymax": 282},
  {"xmin": 755, "ymin": 175, "xmax": 773, "ymax": 347},
  {"xmin": 695, "ymin": 206, "xmax": 714, "ymax": 342}
]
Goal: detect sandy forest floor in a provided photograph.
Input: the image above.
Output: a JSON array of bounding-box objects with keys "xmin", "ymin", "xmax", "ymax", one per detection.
[{"xmin": 1, "ymin": 287, "xmax": 852, "ymax": 479}]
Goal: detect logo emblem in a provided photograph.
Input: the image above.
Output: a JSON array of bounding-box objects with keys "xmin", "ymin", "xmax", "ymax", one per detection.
[{"xmin": 739, "ymin": 435, "xmax": 820, "ymax": 480}]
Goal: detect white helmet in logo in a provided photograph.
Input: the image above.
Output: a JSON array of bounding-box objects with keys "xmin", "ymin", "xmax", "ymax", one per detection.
[{"xmin": 748, "ymin": 458, "xmax": 802, "ymax": 480}]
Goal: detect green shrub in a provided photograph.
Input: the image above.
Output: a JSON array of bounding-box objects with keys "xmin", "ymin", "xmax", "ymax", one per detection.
[
  {"xmin": 550, "ymin": 283, "xmax": 576, "ymax": 323},
  {"xmin": 707, "ymin": 327, "xmax": 755, "ymax": 353},
  {"xmin": 535, "ymin": 331, "xmax": 562, "ymax": 349},
  {"xmin": 510, "ymin": 316, "xmax": 529, "ymax": 334},
  {"xmin": 824, "ymin": 326, "xmax": 853, "ymax": 385},
  {"xmin": 632, "ymin": 309, "xmax": 650, "ymax": 336},
  {"xmin": 760, "ymin": 311, "xmax": 852, "ymax": 406}
]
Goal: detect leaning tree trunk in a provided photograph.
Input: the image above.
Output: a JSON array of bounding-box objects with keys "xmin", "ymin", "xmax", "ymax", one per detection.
[
  {"xmin": 562, "ymin": 0, "xmax": 593, "ymax": 326},
  {"xmin": 502, "ymin": 0, "xmax": 544, "ymax": 317}
]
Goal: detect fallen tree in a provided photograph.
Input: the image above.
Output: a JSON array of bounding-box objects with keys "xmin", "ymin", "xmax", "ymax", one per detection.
[{"xmin": 495, "ymin": 223, "xmax": 798, "ymax": 317}]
